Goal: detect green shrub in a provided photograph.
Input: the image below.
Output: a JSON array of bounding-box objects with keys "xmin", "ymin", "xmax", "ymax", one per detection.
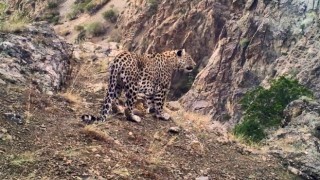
[
  {"xmin": 70, "ymin": 0, "xmax": 92, "ymax": 18},
  {"xmin": 43, "ymin": 12, "xmax": 60, "ymax": 24},
  {"xmin": 67, "ymin": 11, "xmax": 78, "ymax": 20},
  {"xmin": 85, "ymin": 2, "xmax": 95, "ymax": 13},
  {"xmin": 86, "ymin": 22, "xmax": 106, "ymax": 37},
  {"xmin": 102, "ymin": 9, "xmax": 117, "ymax": 23},
  {"xmin": 74, "ymin": 25, "xmax": 84, "ymax": 31},
  {"xmin": 0, "ymin": 11, "xmax": 30, "ymax": 33},
  {"xmin": 234, "ymin": 76, "xmax": 313, "ymax": 143},
  {"xmin": 240, "ymin": 38, "xmax": 249, "ymax": 47},
  {"xmin": 147, "ymin": 0, "xmax": 158, "ymax": 15},
  {"xmin": 47, "ymin": 2, "xmax": 59, "ymax": 9}
]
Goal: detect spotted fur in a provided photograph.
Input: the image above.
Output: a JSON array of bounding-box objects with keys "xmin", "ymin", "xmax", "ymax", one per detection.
[{"xmin": 82, "ymin": 49, "xmax": 196, "ymax": 123}]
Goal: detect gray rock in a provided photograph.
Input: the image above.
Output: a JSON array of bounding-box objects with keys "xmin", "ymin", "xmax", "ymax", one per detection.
[
  {"xmin": 266, "ymin": 98, "xmax": 320, "ymax": 178},
  {"xmin": 3, "ymin": 113, "xmax": 24, "ymax": 125},
  {"xmin": 0, "ymin": 22, "xmax": 73, "ymax": 93},
  {"xmin": 168, "ymin": 126, "xmax": 181, "ymax": 134},
  {"xmin": 195, "ymin": 176, "xmax": 209, "ymax": 180}
]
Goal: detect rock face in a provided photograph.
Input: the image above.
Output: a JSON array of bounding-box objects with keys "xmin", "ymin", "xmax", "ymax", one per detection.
[
  {"xmin": 118, "ymin": 0, "xmax": 225, "ymax": 99},
  {"xmin": 0, "ymin": 22, "xmax": 73, "ymax": 93},
  {"xmin": 180, "ymin": 0, "xmax": 320, "ymax": 125},
  {"xmin": 266, "ymin": 97, "xmax": 320, "ymax": 179},
  {"xmin": 118, "ymin": 0, "xmax": 320, "ymax": 124},
  {"xmin": 116, "ymin": 1, "xmax": 320, "ymax": 177}
]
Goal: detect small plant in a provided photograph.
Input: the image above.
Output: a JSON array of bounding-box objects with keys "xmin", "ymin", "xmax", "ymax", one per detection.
[
  {"xmin": 103, "ymin": 9, "xmax": 117, "ymax": 23},
  {"xmin": 0, "ymin": 11, "xmax": 30, "ymax": 33},
  {"xmin": 240, "ymin": 38, "xmax": 250, "ymax": 48},
  {"xmin": 85, "ymin": 22, "xmax": 106, "ymax": 37},
  {"xmin": 69, "ymin": 0, "xmax": 92, "ymax": 18},
  {"xmin": 234, "ymin": 76, "xmax": 313, "ymax": 143},
  {"xmin": 67, "ymin": 11, "xmax": 78, "ymax": 20},
  {"xmin": 47, "ymin": 2, "xmax": 59, "ymax": 9},
  {"xmin": 147, "ymin": 0, "xmax": 158, "ymax": 15},
  {"xmin": 10, "ymin": 152, "xmax": 35, "ymax": 166},
  {"xmin": 43, "ymin": 12, "xmax": 60, "ymax": 24},
  {"xmin": 75, "ymin": 25, "xmax": 84, "ymax": 31},
  {"xmin": 85, "ymin": 2, "xmax": 95, "ymax": 13}
]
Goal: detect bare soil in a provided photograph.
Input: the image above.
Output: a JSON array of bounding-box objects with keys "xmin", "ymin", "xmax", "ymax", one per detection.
[{"xmin": 0, "ymin": 56, "xmax": 298, "ymax": 179}]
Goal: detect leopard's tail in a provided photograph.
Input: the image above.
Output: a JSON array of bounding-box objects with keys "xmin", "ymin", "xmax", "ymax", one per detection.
[
  {"xmin": 101, "ymin": 61, "xmax": 121, "ymax": 115},
  {"xmin": 81, "ymin": 114, "xmax": 105, "ymax": 124}
]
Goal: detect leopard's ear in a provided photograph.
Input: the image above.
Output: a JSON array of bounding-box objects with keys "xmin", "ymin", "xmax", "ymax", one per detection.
[{"xmin": 176, "ymin": 49, "xmax": 185, "ymax": 57}]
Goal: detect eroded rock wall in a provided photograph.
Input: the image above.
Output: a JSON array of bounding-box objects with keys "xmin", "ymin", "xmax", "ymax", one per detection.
[
  {"xmin": 0, "ymin": 22, "xmax": 73, "ymax": 94},
  {"xmin": 118, "ymin": 0, "xmax": 320, "ymax": 124}
]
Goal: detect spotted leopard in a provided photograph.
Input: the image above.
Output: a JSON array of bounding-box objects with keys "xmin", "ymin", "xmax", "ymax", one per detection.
[{"xmin": 82, "ymin": 49, "xmax": 196, "ymax": 123}]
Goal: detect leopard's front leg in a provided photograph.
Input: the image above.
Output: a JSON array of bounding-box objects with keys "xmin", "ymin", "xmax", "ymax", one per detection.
[{"xmin": 154, "ymin": 88, "xmax": 171, "ymax": 121}]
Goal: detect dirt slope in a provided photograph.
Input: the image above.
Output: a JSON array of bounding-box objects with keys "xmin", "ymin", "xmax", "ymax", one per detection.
[{"xmin": 0, "ymin": 45, "xmax": 297, "ymax": 179}]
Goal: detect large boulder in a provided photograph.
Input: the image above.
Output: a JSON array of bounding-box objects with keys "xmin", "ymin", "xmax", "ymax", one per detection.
[
  {"xmin": 265, "ymin": 97, "xmax": 320, "ymax": 179},
  {"xmin": 0, "ymin": 22, "xmax": 73, "ymax": 94}
]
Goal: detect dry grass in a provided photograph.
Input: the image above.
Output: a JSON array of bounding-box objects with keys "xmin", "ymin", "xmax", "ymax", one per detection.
[
  {"xmin": 25, "ymin": 82, "xmax": 33, "ymax": 123},
  {"xmin": 0, "ymin": 11, "xmax": 30, "ymax": 33},
  {"xmin": 0, "ymin": 21, "xmax": 27, "ymax": 33},
  {"xmin": 10, "ymin": 152, "xmax": 35, "ymax": 166},
  {"xmin": 147, "ymin": 131, "xmax": 177, "ymax": 165},
  {"xmin": 170, "ymin": 108, "xmax": 211, "ymax": 133},
  {"xmin": 80, "ymin": 125, "xmax": 112, "ymax": 142},
  {"xmin": 59, "ymin": 91, "xmax": 82, "ymax": 104}
]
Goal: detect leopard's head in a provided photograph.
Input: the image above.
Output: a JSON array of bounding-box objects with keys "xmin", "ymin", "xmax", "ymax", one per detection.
[{"xmin": 174, "ymin": 49, "xmax": 196, "ymax": 73}]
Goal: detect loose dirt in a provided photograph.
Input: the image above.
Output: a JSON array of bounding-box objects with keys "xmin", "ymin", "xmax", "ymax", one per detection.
[{"xmin": 0, "ymin": 49, "xmax": 298, "ymax": 179}]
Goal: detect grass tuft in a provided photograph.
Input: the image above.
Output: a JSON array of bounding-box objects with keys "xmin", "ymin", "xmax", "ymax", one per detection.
[
  {"xmin": 81, "ymin": 125, "xmax": 111, "ymax": 142},
  {"xmin": 85, "ymin": 22, "xmax": 106, "ymax": 37},
  {"xmin": 102, "ymin": 9, "xmax": 118, "ymax": 23},
  {"xmin": 10, "ymin": 152, "xmax": 35, "ymax": 166}
]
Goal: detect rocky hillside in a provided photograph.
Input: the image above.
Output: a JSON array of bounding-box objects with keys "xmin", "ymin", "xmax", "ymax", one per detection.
[
  {"xmin": 1, "ymin": 0, "xmax": 320, "ymax": 179},
  {"xmin": 0, "ymin": 24, "xmax": 295, "ymax": 179}
]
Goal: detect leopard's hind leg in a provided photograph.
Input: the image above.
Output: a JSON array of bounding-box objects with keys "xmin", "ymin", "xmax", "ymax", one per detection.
[{"xmin": 101, "ymin": 63, "xmax": 121, "ymax": 120}]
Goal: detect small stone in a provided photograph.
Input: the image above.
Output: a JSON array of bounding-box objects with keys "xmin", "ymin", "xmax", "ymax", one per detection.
[
  {"xmin": 196, "ymin": 176, "xmax": 209, "ymax": 180},
  {"xmin": 114, "ymin": 140, "xmax": 121, "ymax": 145},
  {"xmin": 4, "ymin": 135, "xmax": 13, "ymax": 141},
  {"xmin": 130, "ymin": 115, "xmax": 141, "ymax": 123},
  {"xmin": 168, "ymin": 126, "xmax": 181, "ymax": 134},
  {"xmin": 166, "ymin": 101, "xmax": 181, "ymax": 111},
  {"xmin": 261, "ymin": 156, "xmax": 267, "ymax": 161},
  {"xmin": 1, "ymin": 128, "xmax": 8, "ymax": 133},
  {"xmin": 46, "ymin": 91, "xmax": 54, "ymax": 95},
  {"xmin": 288, "ymin": 166, "xmax": 301, "ymax": 176},
  {"xmin": 128, "ymin": 132, "xmax": 134, "ymax": 139}
]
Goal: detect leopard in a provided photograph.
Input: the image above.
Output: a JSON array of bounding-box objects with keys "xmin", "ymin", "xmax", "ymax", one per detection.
[{"xmin": 81, "ymin": 49, "xmax": 196, "ymax": 124}]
